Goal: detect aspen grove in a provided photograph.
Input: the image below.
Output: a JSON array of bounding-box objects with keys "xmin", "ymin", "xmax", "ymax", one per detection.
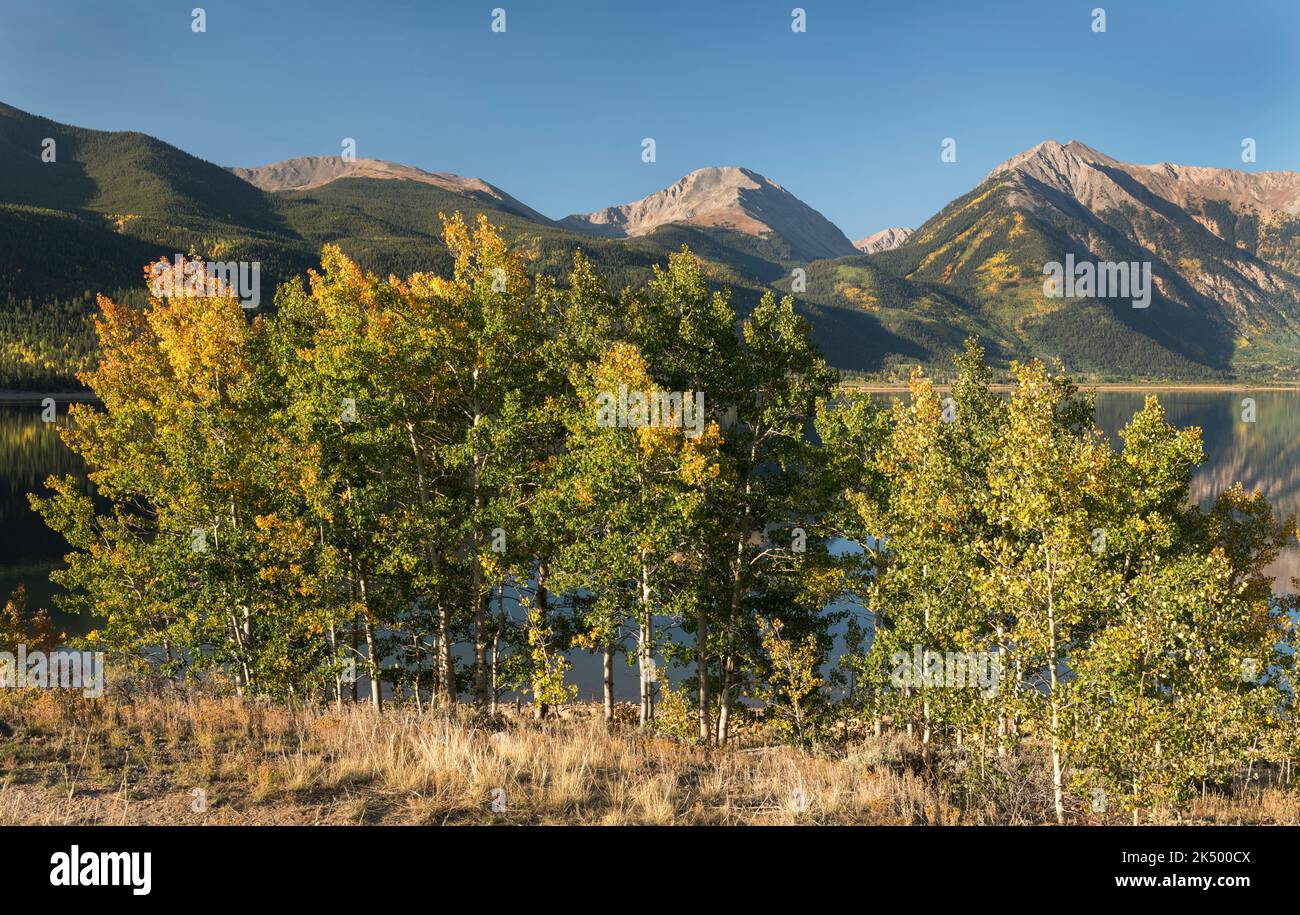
[{"xmin": 28, "ymin": 214, "xmax": 1299, "ymax": 823}]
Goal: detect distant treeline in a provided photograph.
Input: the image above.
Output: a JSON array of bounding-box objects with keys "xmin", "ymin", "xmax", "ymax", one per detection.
[{"xmin": 0, "ymin": 293, "xmax": 101, "ymax": 391}]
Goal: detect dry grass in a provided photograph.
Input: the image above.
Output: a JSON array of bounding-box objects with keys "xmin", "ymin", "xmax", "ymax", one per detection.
[{"xmin": 0, "ymin": 689, "xmax": 1294, "ymax": 825}]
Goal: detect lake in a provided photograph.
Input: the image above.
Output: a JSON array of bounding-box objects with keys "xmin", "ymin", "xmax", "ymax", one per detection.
[
  {"xmin": 0, "ymin": 397, "xmax": 90, "ymax": 631},
  {"xmin": 1092, "ymin": 389, "xmax": 1300, "ymax": 592},
  {"xmin": 3, "ymin": 389, "xmax": 1298, "ymax": 700}
]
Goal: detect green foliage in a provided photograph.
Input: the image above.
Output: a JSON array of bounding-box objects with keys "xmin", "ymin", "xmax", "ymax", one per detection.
[
  {"xmin": 756, "ymin": 617, "xmax": 824, "ymax": 744},
  {"xmin": 0, "ymin": 583, "xmax": 62, "ymax": 653},
  {"xmin": 23, "ymin": 203, "xmax": 1298, "ymax": 822},
  {"xmin": 819, "ymin": 337, "xmax": 1298, "ymax": 821}
]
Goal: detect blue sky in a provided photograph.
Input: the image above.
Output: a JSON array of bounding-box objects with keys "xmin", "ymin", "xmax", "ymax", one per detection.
[{"xmin": 2, "ymin": 0, "xmax": 1297, "ymax": 238}]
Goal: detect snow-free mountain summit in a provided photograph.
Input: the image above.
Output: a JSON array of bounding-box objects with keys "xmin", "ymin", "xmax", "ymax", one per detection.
[{"xmin": 558, "ymin": 166, "xmax": 860, "ymax": 262}]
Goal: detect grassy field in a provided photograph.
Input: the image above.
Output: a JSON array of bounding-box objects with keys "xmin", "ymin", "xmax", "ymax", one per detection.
[{"xmin": 0, "ymin": 687, "xmax": 1295, "ymax": 826}]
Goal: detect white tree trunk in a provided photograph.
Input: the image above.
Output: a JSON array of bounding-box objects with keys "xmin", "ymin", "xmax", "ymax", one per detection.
[{"xmin": 638, "ymin": 554, "xmax": 654, "ymax": 726}]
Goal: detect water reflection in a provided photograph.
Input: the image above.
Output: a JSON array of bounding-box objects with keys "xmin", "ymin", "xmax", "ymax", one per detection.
[
  {"xmin": 0, "ymin": 401, "xmax": 89, "ymax": 620},
  {"xmin": 1094, "ymin": 391, "xmax": 1300, "ymax": 592}
]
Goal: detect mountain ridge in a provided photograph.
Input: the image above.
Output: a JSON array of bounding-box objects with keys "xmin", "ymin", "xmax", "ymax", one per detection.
[
  {"xmin": 988, "ymin": 139, "xmax": 1300, "ymax": 216},
  {"xmin": 229, "ymin": 156, "xmax": 554, "ymax": 224},
  {"xmin": 853, "ymin": 227, "xmax": 914, "ymax": 254},
  {"xmin": 558, "ymin": 165, "xmax": 860, "ymax": 262}
]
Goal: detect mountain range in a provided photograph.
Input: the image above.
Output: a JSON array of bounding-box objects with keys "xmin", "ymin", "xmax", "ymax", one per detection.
[{"xmin": 5, "ymin": 100, "xmax": 1300, "ymax": 383}]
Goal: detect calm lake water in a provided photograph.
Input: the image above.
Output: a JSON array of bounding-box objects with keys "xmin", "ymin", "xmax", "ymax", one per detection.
[
  {"xmin": 1092, "ymin": 390, "xmax": 1300, "ymax": 592},
  {"xmin": 3, "ymin": 390, "xmax": 1298, "ymax": 700}
]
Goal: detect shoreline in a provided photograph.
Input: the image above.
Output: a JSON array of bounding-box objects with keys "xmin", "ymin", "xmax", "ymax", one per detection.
[{"xmin": 0, "ymin": 391, "xmax": 98, "ymax": 403}]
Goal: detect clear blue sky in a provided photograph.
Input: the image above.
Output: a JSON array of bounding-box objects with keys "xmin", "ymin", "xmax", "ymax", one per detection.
[{"xmin": 2, "ymin": 0, "xmax": 1297, "ymax": 238}]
